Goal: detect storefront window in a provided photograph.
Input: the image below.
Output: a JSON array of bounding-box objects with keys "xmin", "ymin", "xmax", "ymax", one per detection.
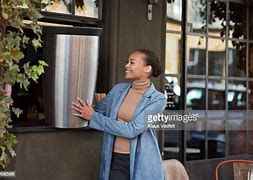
[
  {"xmin": 166, "ymin": 0, "xmax": 182, "ymax": 31},
  {"xmin": 165, "ymin": 76, "xmax": 181, "ymax": 110},
  {"xmin": 187, "ymin": 0, "xmax": 206, "ymax": 34},
  {"xmin": 165, "ymin": 33, "xmax": 182, "ymax": 74},
  {"xmin": 186, "ymin": 78, "xmax": 206, "ymax": 160},
  {"xmin": 12, "ymin": 29, "xmax": 46, "ymax": 127},
  {"xmin": 164, "ymin": 130, "xmax": 181, "ymax": 160},
  {"xmin": 228, "ymin": 121, "xmax": 246, "ymax": 155},
  {"xmin": 187, "ymin": 36, "xmax": 206, "ymax": 75},
  {"xmin": 164, "ymin": 75, "xmax": 181, "ymax": 160},
  {"xmin": 249, "ymin": 121, "xmax": 253, "ymax": 154},
  {"xmin": 249, "ymin": 43, "xmax": 253, "ymax": 77},
  {"xmin": 186, "ymin": 130, "xmax": 206, "ymax": 160},
  {"xmin": 33, "ymin": 0, "xmax": 100, "ymax": 19},
  {"xmin": 186, "ymin": 78, "xmax": 206, "ymax": 110},
  {"xmin": 228, "ymin": 81, "xmax": 246, "ymax": 110},
  {"xmin": 208, "ymin": 38, "xmax": 226, "ymax": 77},
  {"xmin": 75, "ymin": 0, "xmax": 99, "ymax": 18},
  {"xmin": 228, "ymin": 41, "xmax": 246, "ymax": 77},
  {"xmin": 249, "ymin": 3, "xmax": 253, "ymax": 40},
  {"xmin": 208, "ymin": 79, "xmax": 225, "ymax": 110},
  {"xmin": 165, "ymin": 0, "xmax": 252, "ymax": 162},
  {"xmin": 228, "ymin": 2, "xmax": 247, "ymax": 39},
  {"xmin": 207, "ymin": 127, "xmax": 225, "ymax": 158},
  {"xmin": 249, "ymin": 82, "xmax": 253, "ymax": 112},
  {"xmin": 41, "ymin": 0, "xmax": 72, "ymax": 14},
  {"xmin": 164, "ymin": 0, "xmax": 182, "ymax": 161},
  {"xmin": 12, "ymin": 78, "xmax": 45, "ymax": 126},
  {"xmin": 208, "ymin": 0, "xmax": 226, "ymax": 37}
]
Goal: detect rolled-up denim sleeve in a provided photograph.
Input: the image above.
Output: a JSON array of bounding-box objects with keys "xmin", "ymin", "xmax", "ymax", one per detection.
[
  {"xmin": 93, "ymin": 94, "xmax": 110, "ymax": 115},
  {"xmin": 89, "ymin": 95, "xmax": 166, "ymax": 139},
  {"xmin": 93, "ymin": 87, "xmax": 115, "ymax": 115}
]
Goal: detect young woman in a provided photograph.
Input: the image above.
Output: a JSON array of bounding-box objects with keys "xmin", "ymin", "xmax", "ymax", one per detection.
[{"xmin": 72, "ymin": 49, "xmax": 166, "ymax": 180}]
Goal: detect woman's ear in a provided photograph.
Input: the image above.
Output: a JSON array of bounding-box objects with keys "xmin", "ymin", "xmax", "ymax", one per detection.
[{"xmin": 144, "ymin": 65, "xmax": 152, "ymax": 74}]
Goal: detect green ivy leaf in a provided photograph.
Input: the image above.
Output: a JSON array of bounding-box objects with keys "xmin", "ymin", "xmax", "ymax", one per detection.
[
  {"xmin": 5, "ymin": 133, "xmax": 17, "ymax": 157},
  {"xmin": 0, "ymin": 147, "xmax": 6, "ymax": 161},
  {"xmin": 1, "ymin": 97, "xmax": 13, "ymax": 105},
  {"xmin": 32, "ymin": 38, "xmax": 41, "ymax": 51},
  {"xmin": 12, "ymin": 49, "xmax": 24, "ymax": 62},
  {"xmin": 12, "ymin": 108, "xmax": 22, "ymax": 118},
  {"xmin": 22, "ymin": 35, "xmax": 30, "ymax": 45},
  {"xmin": 39, "ymin": 60, "xmax": 48, "ymax": 67},
  {"xmin": 0, "ymin": 0, "xmax": 45, "ymax": 169}
]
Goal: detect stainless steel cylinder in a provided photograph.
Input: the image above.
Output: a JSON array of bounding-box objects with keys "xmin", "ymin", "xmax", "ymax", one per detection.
[{"xmin": 43, "ymin": 27, "xmax": 101, "ymax": 128}]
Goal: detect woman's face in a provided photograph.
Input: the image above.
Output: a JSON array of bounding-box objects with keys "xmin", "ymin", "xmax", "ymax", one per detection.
[{"xmin": 125, "ymin": 51, "xmax": 151, "ymax": 80}]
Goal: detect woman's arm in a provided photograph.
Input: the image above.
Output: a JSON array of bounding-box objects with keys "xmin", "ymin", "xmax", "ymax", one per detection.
[{"xmin": 89, "ymin": 95, "xmax": 166, "ymax": 139}]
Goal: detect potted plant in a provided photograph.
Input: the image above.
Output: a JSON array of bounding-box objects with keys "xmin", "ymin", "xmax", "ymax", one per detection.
[{"xmin": 0, "ymin": 0, "xmax": 47, "ymax": 168}]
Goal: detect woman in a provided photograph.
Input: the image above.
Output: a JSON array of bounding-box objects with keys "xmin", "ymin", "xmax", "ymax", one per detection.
[{"xmin": 72, "ymin": 49, "xmax": 166, "ymax": 180}]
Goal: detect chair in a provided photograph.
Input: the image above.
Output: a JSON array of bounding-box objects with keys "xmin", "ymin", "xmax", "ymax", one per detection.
[
  {"xmin": 215, "ymin": 159, "xmax": 253, "ymax": 180},
  {"xmin": 163, "ymin": 159, "xmax": 189, "ymax": 180}
]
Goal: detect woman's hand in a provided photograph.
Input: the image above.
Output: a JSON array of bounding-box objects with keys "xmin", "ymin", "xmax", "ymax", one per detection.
[{"xmin": 71, "ymin": 98, "xmax": 94, "ymax": 121}]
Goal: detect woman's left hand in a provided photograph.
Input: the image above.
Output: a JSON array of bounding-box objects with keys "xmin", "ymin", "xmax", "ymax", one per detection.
[{"xmin": 71, "ymin": 98, "xmax": 94, "ymax": 121}]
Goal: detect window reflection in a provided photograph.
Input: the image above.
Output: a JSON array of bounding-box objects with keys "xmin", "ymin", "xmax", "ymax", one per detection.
[
  {"xmin": 228, "ymin": 130, "xmax": 246, "ymax": 154},
  {"xmin": 12, "ymin": 79, "xmax": 46, "ymax": 126},
  {"xmin": 165, "ymin": 33, "xmax": 181, "ymax": 74},
  {"xmin": 228, "ymin": 81, "xmax": 246, "ymax": 110},
  {"xmin": 208, "ymin": 0, "xmax": 226, "ymax": 37},
  {"xmin": 187, "ymin": 78, "xmax": 206, "ymax": 110},
  {"xmin": 228, "ymin": 41, "xmax": 246, "ymax": 77},
  {"xmin": 208, "ymin": 38, "xmax": 226, "ymax": 76},
  {"xmin": 248, "ymin": 82, "xmax": 253, "ymax": 110},
  {"xmin": 166, "ymin": 0, "xmax": 182, "ymax": 31},
  {"xmin": 207, "ymin": 119, "xmax": 225, "ymax": 159},
  {"xmin": 164, "ymin": 130, "xmax": 180, "ymax": 160},
  {"xmin": 248, "ymin": 84, "xmax": 253, "ymax": 154},
  {"xmin": 165, "ymin": 76, "xmax": 181, "ymax": 110},
  {"xmin": 41, "ymin": 0, "xmax": 72, "ymax": 14},
  {"xmin": 75, "ymin": 0, "xmax": 98, "ymax": 18},
  {"xmin": 228, "ymin": 119, "xmax": 246, "ymax": 155},
  {"xmin": 187, "ymin": 0, "xmax": 206, "ymax": 33},
  {"xmin": 249, "ymin": 44, "xmax": 253, "ymax": 77},
  {"xmin": 11, "ymin": 29, "xmax": 46, "ymax": 126},
  {"xmin": 186, "ymin": 130, "xmax": 205, "ymax": 160},
  {"xmin": 208, "ymin": 79, "xmax": 225, "ymax": 110},
  {"xmin": 187, "ymin": 36, "xmax": 206, "ymax": 75},
  {"xmin": 208, "ymin": 127, "xmax": 225, "ymax": 158},
  {"xmin": 250, "ymin": 4, "xmax": 253, "ymax": 40},
  {"xmin": 163, "ymin": 76, "xmax": 181, "ymax": 160},
  {"xmin": 229, "ymin": 2, "xmax": 247, "ymax": 39},
  {"xmin": 165, "ymin": 0, "xmax": 252, "ymax": 161},
  {"xmin": 249, "ymin": 121, "xmax": 253, "ymax": 154},
  {"xmin": 183, "ymin": 79, "xmax": 207, "ymax": 161}
]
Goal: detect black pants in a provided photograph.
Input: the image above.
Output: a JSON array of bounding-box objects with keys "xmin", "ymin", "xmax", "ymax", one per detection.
[{"xmin": 109, "ymin": 152, "xmax": 130, "ymax": 180}]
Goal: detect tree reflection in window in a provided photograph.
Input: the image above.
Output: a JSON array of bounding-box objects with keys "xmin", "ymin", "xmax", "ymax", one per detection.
[
  {"xmin": 75, "ymin": 0, "xmax": 99, "ymax": 18},
  {"xmin": 41, "ymin": 0, "xmax": 72, "ymax": 14}
]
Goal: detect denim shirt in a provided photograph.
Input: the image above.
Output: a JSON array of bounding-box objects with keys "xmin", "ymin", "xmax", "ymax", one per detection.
[{"xmin": 89, "ymin": 83, "xmax": 166, "ymax": 180}]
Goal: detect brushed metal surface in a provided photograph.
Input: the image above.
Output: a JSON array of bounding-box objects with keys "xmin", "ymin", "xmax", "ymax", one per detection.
[{"xmin": 43, "ymin": 34, "xmax": 99, "ymax": 128}]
